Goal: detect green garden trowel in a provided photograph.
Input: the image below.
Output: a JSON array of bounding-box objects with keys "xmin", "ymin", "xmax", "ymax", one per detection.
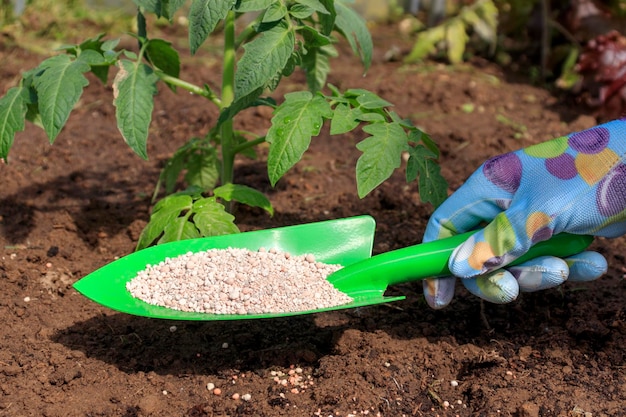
[{"xmin": 73, "ymin": 215, "xmax": 593, "ymax": 321}]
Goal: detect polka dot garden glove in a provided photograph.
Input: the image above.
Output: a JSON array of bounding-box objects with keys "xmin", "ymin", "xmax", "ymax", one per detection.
[{"xmin": 422, "ymin": 119, "xmax": 626, "ymax": 309}]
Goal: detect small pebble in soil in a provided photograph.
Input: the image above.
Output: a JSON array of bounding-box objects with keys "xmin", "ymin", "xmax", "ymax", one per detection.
[
  {"xmin": 450, "ymin": 380, "xmax": 459, "ymax": 387},
  {"xmin": 23, "ymin": 296, "xmax": 31, "ymax": 302},
  {"xmin": 206, "ymin": 382, "xmax": 215, "ymax": 391},
  {"xmin": 241, "ymin": 393, "xmax": 251, "ymax": 402},
  {"xmin": 126, "ymin": 247, "xmax": 352, "ymax": 315},
  {"xmin": 169, "ymin": 325, "xmax": 177, "ymax": 332},
  {"xmin": 213, "ymin": 388, "xmax": 222, "ymax": 396},
  {"xmin": 231, "ymin": 393, "xmax": 240, "ymax": 400}
]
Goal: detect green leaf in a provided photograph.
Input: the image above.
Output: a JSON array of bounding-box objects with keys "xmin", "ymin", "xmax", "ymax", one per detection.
[
  {"xmin": 406, "ymin": 144, "xmax": 448, "ymax": 207},
  {"xmin": 334, "ymin": 0, "xmax": 372, "ymax": 71},
  {"xmin": 235, "ymin": 0, "xmax": 276, "ymax": 12},
  {"xmin": 301, "ymin": 47, "xmax": 330, "ymax": 92},
  {"xmin": 299, "ymin": 25, "xmax": 333, "ymax": 48},
  {"xmin": 160, "ymin": 216, "xmax": 201, "ymax": 243},
  {"xmin": 188, "ymin": 0, "xmax": 234, "ymax": 54},
  {"xmin": 404, "ymin": 25, "xmax": 445, "ymax": 62},
  {"xmin": 330, "ymin": 103, "xmax": 361, "ymax": 135},
  {"xmin": 112, "ymin": 60, "xmax": 159, "ymax": 160},
  {"xmin": 446, "ymin": 19, "xmax": 468, "ymax": 64},
  {"xmin": 317, "ymin": 0, "xmax": 336, "ymax": 35},
  {"xmin": 214, "ymin": 183, "xmax": 274, "ymax": 215},
  {"xmin": 134, "ymin": 0, "xmax": 185, "ymax": 19},
  {"xmin": 266, "ymin": 91, "xmax": 332, "ymax": 185},
  {"xmin": 33, "ymin": 55, "xmax": 91, "ymax": 143},
  {"xmin": 136, "ymin": 193, "xmax": 193, "ymax": 249},
  {"xmin": 295, "ymin": 0, "xmax": 329, "ymax": 14},
  {"xmin": 263, "ymin": 1, "xmax": 287, "ymax": 22},
  {"xmin": 157, "ymin": 146, "xmax": 187, "ymax": 196},
  {"xmin": 346, "ymin": 88, "xmax": 393, "ymax": 110},
  {"xmin": 146, "ymin": 38, "xmax": 180, "ymax": 79},
  {"xmin": 235, "ymin": 20, "xmax": 295, "ymax": 100},
  {"xmin": 355, "ymin": 122, "xmax": 408, "ymax": 198},
  {"xmin": 409, "ymin": 129, "xmax": 440, "ymax": 158},
  {"xmin": 165, "ymin": 0, "xmax": 186, "ymax": 19},
  {"xmin": 289, "ymin": 4, "xmax": 314, "ymax": 19},
  {"xmin": 192, "ymin": 198, "xmax": 240, "ymax": 236},
  {"xmin": 184, "ymin": 148, "xmax": 220, "ymax": 192},
  {"xmin": 355, "ymin": 112, "xmax": 385, "ymax": 122},
  {"xmin": 0, "ymin": 87, "xmax": 27, "ymax": 160}
]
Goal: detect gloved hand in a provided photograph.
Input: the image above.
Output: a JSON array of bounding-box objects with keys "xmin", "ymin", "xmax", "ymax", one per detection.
[{"xmin": 422, "ymin": 119, "xmax": 626, "ymax": 309}]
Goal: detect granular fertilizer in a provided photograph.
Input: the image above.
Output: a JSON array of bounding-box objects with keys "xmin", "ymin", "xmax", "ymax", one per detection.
[{"xmin": 126, "ymin": 247, "xmax": 353, "ymax": 314}]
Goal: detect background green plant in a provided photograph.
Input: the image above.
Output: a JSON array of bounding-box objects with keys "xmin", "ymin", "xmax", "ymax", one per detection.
[{"xmin": 0, "ymin": 0, "xmax": 448, "ymax": 250}]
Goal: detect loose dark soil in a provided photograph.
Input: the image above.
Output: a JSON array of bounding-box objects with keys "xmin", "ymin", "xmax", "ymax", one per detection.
[{"xmin": 1, "ymin": 22, "xmax": 626, "ymax": 417}]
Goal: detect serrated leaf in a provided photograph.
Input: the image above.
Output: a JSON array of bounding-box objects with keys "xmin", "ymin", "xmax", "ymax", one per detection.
[
  {"xmin": 137, "ymin": 194, "xmax": 193, "ymax": 249},
  {"xmin": 409, "ymin": 129, "xmax": 440, "ymax": 158},
  {"xmin": 330, "ymin": 103, "xmax": 361, "ymax": 135},
  {"xmin": 134, "ymin": 0, "xmax": 162, "ymax": 15},
  {"xmin": 188, "ymin": 0, "xmax": 234, "ymax": 54},
  {"xmin": 0, "ymin": 87, "xmax": 27, "ymax": 160},
  {"xmin": 57, "ymin": 33, "xmax": 106, "ymax": 56},
  {"xmin": 214, "ymin": 183, "xmax": 274, "ymax": 215},
  {"xmin": 296, "ymin": 0, "xmax": 329, "ymax": 14},
  {"xmin": 334, "ymin": 0, "xmax": 372, "ymax": 71},
  {"xmin": 266, "ymin": 91, "xmax": 332, "ymax": 185},
  {"xmin": 299, "ymin": 25, "xmax": 333, "ymax": 48},
  {"xmin": 146, "ymin": 38, "xmax": 180, "ymax": 79},
  {"xmin": 112, "ymin": 60, "xmax": 159, "ymax": 160},
  {"xmin": 158, "ymin": 148, "xmax": 187, "ymax": 195},
  {"xmin": 263, "ymin": 1, "xmax": 287, "ymax": 22},
  {"xmin": 355, "ymin": 122, "xmax": 408, "ymax": 198},
  {"xmin": 160, "ymin": 216, "xmax": 201, "ymax": 244},
  {"xmin": 33, "ymin": 55, "xmax": 91, "ymax": 143},
  {"xmin": 165, "ymin": 0, "xmax": 186, "ymax": 19},
  {"xmin": 302, "ymin": 47, "xmax": 330, "ymax": 92},
  {"xmin": 355, "ymin": 112, "xmax": 385, "ymax": 122},
  {"xmin": 192, "ymin": 198, "xmax": 240, "ymax": 236},
  {"xmin": 289, "ymin": 4, "xmax": 314, "ymax": 19},
  {"xmin": 446, "ymin": 19, "xmax": 468, "ymax": 64},
  {"xmin": 406, "ymin": 145, "xmax": 448, "ymax": 207},
  {"xmin": 235, "ymin": 20, "xmax": 295, "ymax": 100},
  {"xmin": 134, "ymin": 0, "xmax": 185, "ymax": 19},
  {"xmin": 235, "ymin": 0, "xmax": 275, "ymax": 12},
  {"xmin": 102, "ymin": 39, "xmax": 120, "ymax": 52},
  {"xmin": 317, "ymin": 0, "xmax": 336, "ymax": 35},
  {"xmin": 76, "ymin": 49, "xmax": 107, "ymax": 66},
  {"xmin": 346, "ymin": 88, "xmax": 393, "ymax": 109},
  {"xmin": 184, "ymin": 149, "xmax": 220, "ymax": 192}
]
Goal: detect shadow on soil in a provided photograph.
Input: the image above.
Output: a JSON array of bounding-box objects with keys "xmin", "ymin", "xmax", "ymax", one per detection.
[
  {"xmin": 0, "ymin": 169, "xmax": 151, "ymax": 246},
  {"xmin": 52, "ymin": 312, "xmax": 348, "ymax": 375}
]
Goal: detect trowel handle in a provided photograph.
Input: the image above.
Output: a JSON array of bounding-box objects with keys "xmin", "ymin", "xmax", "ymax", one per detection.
[{"xmin": 330, "ymin": 232, "xmax": 594, "ymax": 292}]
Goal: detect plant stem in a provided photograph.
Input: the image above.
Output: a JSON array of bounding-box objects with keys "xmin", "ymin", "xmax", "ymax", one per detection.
[
  {"xmin": 233, "ymin": 136, "xmax": 266, "ymax": 154},
  {"xmin": 221, "ymin": 10, "xmax": 237, "ymax": 196},
  {"xmin": 157, "ymin": 73, "xmax": 222, "ymax": 107}
]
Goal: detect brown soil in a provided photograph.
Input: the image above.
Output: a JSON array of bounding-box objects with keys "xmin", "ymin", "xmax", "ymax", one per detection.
[{"xmin": 2, "ymin": 23, "xmax": 626, "ymax": 417}]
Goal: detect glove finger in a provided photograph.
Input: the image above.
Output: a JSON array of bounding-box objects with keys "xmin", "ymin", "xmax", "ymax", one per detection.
[
  {"xmin": 422, "ymin": 277, "xmax": 456, "ymax": 309},
  {"xmin": 507, "ymin": 256, "xmax": 568, "ymax": 292},
  {"xmin": 461, "ymin": 269, "xmax": 520, "ymax": 304},
  {"xmin": 565, "ymin": 251, "xmax": 608, "ymax": 282}
]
